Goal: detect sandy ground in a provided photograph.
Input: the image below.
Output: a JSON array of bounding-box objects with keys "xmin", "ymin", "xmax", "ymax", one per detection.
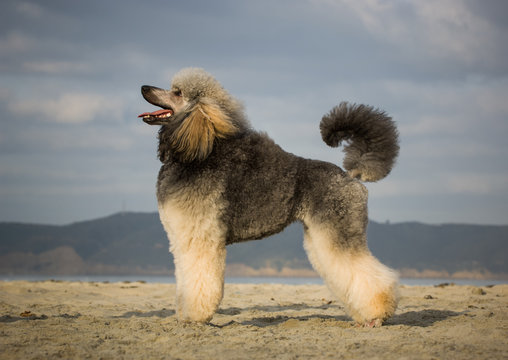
[{"xmin": 0, "ymin": 281, "xmax": 507, "ymax": 359}]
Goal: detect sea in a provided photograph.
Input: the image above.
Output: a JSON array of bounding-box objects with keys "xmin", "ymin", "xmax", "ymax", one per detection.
[{"xmin": 1, "ymin": 275, "xmax": 506, "ymax": 287}]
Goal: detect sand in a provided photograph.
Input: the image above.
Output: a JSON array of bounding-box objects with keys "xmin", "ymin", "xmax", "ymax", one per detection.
[{"xmin": 0, "ymin": 281, "xmax": 507, "ymax": 359}]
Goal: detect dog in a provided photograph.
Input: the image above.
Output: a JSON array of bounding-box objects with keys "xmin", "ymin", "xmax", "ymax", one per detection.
[{"xmin": 139, "ymin": 68, "xmax": 400, "ymax": 327}]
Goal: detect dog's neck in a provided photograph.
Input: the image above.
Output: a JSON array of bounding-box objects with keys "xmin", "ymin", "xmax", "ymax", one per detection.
[
  {"xmin": 157, "ymin": 125, "xmax": 179, "ymax": 163},
  {"xmin": 157, "ymin": 121, "xmax": 251, "ymax": 164}
]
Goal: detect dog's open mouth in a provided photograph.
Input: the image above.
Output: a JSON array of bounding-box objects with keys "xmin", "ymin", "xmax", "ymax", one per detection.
[{"xmin": 138, "ymin": 109, "xmax": 174, "ymax": 124}]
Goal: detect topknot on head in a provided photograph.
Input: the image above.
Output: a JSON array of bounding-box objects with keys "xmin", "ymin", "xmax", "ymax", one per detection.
[{"xmin": 171, "ymin": 68, "xmax": 225, "ymax": 100}]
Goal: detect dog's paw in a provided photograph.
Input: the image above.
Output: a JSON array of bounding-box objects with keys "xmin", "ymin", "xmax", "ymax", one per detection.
[
  {"xmin": 356, "ymin": 318, "xmax": 383, "ymax": 328},
  {"xmin": 177, "ymin": 313, "xmax": 213, "ymax": 324}
]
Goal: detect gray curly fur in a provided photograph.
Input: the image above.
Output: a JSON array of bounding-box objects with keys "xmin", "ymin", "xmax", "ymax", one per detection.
[
  {"xmin": 320, "ymin": 102, "xmax": 399, "ymax": 182},
  {"xmin": 141, "ymin": 68, "xmax": 400, "ymax": 325},
  {"xmin": 172, "ymin": 68, "xmax": 248, "ymax": 124}
]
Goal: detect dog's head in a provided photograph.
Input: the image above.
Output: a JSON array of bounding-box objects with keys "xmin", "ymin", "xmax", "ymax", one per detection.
[{"xmin": 139, "ymin": 68, "xmax": 247, "ymax": 162}]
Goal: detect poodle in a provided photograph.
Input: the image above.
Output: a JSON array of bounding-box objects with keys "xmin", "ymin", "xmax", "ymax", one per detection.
[{"xmin": 139, "ymin": 68, "xmax": 400, "ymax": 327}]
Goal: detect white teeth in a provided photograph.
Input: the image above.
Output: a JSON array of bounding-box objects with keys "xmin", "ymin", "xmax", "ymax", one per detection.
[{"xmin": 144, "ymin": 113, "xmax": 172, "ymax": 119}]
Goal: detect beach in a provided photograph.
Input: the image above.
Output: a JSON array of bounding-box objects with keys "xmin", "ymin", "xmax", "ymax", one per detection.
[{"xmin": 0, "ymin": 281, "xmax": 507, "ymax": 359}]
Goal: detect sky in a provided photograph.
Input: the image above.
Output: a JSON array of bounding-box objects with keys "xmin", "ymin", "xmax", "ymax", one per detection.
[{"xmin": 1, "ymin": 0, "xmax": 507, "ymax": 225}]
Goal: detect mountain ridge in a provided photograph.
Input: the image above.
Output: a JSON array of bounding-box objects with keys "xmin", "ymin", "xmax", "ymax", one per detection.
[{"xmin": 1, "ymin": 212, "xmax": 507, "ymax": 278}]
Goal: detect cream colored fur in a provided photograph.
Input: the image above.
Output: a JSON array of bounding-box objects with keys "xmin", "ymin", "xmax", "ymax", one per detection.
[
  {"xmin": 171, "ymin": 100, "xmax": 239, "ymax": 162},
  {"xmin": 303, "ymin": 217, "xmax": 399, "ymax": 324},
  {"xmin": 158, "ymin": 187, "xmax": 227, "ymax": 322}
]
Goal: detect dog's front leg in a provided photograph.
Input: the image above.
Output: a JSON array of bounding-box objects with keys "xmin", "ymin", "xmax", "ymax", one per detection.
[{"xmin": 171, "ymin": 238, "xmax": 226, "ymax": 323}]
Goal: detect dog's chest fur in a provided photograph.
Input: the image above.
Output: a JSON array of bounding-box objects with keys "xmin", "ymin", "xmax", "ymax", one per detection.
[{"xmin": 156, "ymin": 131, "xmax": 305, "ymax": 244}]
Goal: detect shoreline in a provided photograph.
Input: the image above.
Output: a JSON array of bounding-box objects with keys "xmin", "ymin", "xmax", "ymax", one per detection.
[
  {"xmin": 2, "ymin": 264, "xmax": 507, "ymax": 281},
  {"xmin": 1, "ymin": 274, "xmax": 507, "ymax": 287}
]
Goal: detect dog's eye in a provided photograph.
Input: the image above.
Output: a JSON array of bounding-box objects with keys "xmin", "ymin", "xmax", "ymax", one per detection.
[{"xmin": 173, "ymin": 89, "xmax": 182, "ymax": 97}]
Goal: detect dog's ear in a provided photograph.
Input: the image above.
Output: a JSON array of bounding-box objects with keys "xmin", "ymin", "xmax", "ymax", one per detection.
[{"xmin": 171, "ymin": 100, "xmax": 238, "ymax": 162}]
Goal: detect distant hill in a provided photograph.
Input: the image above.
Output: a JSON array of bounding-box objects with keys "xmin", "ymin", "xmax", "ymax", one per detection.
[{"xmin": 0, "ymin": 212, "xmax": 507, "ymax": 279}]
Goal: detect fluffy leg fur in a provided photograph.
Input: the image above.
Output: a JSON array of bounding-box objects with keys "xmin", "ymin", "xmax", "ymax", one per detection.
[
  {"xmin": 303, "ymin": 221, "xmax": 399, "ymax": 325},
  {"xmin": 172, "ymin": 240, "xmax": 226, "ymax": 322},
  {"xmin": 158, "ymin": 196, "xmax": 227, "ymax": 323},
  {"xmin": 301, "ymin": 178, "xmax": 399, "ymax": 325}
]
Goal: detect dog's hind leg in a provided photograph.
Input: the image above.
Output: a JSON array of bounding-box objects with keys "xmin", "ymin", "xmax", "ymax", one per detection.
[
  {"xmin": 302, "ymin": 183, "xmax": 399, "ymax": 326},
  {"xmin": 303, "ymin": 224, "xmax": 399, "ymax": 326}
]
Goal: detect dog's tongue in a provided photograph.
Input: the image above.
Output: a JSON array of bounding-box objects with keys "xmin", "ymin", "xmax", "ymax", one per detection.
[{"xmin": 138, "ymin": 109, "xmax": 173, "ymax": 118}]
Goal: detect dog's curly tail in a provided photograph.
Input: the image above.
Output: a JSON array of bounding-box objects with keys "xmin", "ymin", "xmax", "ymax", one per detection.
[{"xmin": 320, "ymin": 101, "xmax": 399, "ymax": 182}]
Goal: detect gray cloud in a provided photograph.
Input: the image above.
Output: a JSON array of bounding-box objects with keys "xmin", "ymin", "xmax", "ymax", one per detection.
[{"xmin": 0, "ymin": 0, "xmax": 507, "ymax": 224}]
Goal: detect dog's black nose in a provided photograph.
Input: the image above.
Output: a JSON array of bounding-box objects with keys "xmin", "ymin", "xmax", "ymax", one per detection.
[{"xmin": 141, "ymin": 85, "xmax": 151, "ymax": 94}]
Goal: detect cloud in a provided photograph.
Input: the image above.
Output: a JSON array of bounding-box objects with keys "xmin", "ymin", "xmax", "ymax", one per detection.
[
  {"xmin": 8, "ymin": 92, "xmax": 124, "ymax": 124},
  {"xmin": 369, "ymin": 171, "xmax": 508, "ymax": 198},
  {"xmin": 0, "ymin": 32, "xmax": 34, "ymax": 54},
  {"xmin": 16, "ymin": 2, "xmax": 44, "ymax": 18},
  {"xmin": 316, "ymin": 0, "xmax": 508, "ymax": 75},
  {"xmin": 373, "ymin": 78, "xmax": 508, "ymax": 137},
  {"xmin": 402, "ymin": 141, "xmax": 502, "ymax": 161},
  {"xmin": 1, "ymin": 0, "xmax": 507, "ymax": 225},
  {"xmin": 38, "ymin": 126, "xmax": 136, "ymax": 151},
  {"xmin": 23, "ymin": 60, "xmax": 91, "ymax": 74},
  {"xmin": 404, "ymin": 1, "xmax": 496, "ymax": 63},
  {"xmin": 444, "ymin": 172, "xmax": 508, "ymax": 195}
]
